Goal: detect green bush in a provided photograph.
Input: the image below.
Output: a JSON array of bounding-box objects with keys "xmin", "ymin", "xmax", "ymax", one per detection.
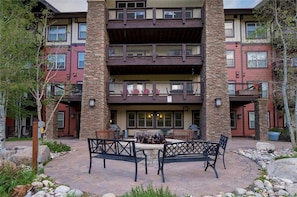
[
  {"xmin": 121, "ymin": 184, "xmax": 178, "ymax": 197},
  {"xmin": 41, "ymin": 140, "xmax": 71, "ymax": 153},
  {"xmin": 0, "ymin": 165, "xmax": 36, "ymax": 196}
]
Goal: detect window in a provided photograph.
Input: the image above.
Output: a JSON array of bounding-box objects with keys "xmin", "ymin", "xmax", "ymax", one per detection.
[
  {"xmin": 247, "ymin": 52, "xmax": 267, "ymax": 68},
  {"xmin": 192, "ymin": 111, "xmax": 200, "ymax": 126},
  {"xmin": 249, "ymin": 112, "xmax": 255, "ymax": 129},
  {"xmin": 127, "ymin": 112, "xmax": 136, "ymax": 128},
  {"xmin": 249, "ymin": 82, "xmax": 269, "ymax": 98},
  {"xmin": 137, "ymin": 112, "xmax": 153, "ymax": 128},
  {"xmin": 226, "ymin": 50, "xmax": 235, "ymax": 67},
  {"xmin": 174, "ymin": 112, "xmax": 183, "ymax": 128},
  {"xmin": 47, "ymin": 54, "xmax": 66, "ymax": 70},
  {"xmin": 246, "ymin": 22, "xmax": 266, "ymax": 39},
  {"xmin": 168, "ymin": 49, "xmax": 192, "ymax": 56},
  {"xmin": 78, "ymin": 23, "xmax": 86, "ymax": 39},
  {"xmin": 127, "ymin": 111, "xmax": 183, "ymax": 129},
  {"xmin": 225, "ymin": 21, "xmax": 234, "ymax": 37},
  {"xmin": 110, "ymin": 111, "xmax": 117, "ymax": 124},
  {"xmin": 48, "ymin": 26, "xmax": 67, "ymax": 42},
  {"xmin": 230, "ymin": 111, "xmax": 236, "ymax": 128},
  {"xmin": 170, "ymin": 81, "xmax": 193, "ymax": 93},
  {"xmin": 78, "ymin": 52, "xmax": 85, "ymax": 68},
  {"xmin": 228, "ymin": 82, "xmax": 236, "ymax": 95},
  {"xmin": 58, "ymin": 112, "xmax": 65, "ymax": 129},
  {"xmin": 116, "ymin": 1, "xmax": 145, "ymax": 19},
  {"xmin": 164, "ymin": 10, "xmax": 192, "ymax": 19},
  {"xmin": 157, "ymin": 112, "xmax": 172, "ymax": 128},
  {"xmin": 54, "ymin": 84, "xmax": 65, "ymax": 96}
]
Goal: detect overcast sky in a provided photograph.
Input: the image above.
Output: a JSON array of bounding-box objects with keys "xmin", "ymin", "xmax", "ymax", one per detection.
[
  {"xmin": 224, "ymin": 0, "xmax": 263, "ymax": 9},
  {"xmin": 45, "ymin": 0, "xmax": 263, "ymax": 13}
]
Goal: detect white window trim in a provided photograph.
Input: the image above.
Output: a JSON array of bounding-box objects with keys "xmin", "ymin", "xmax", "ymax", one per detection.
[
  {"xmin": 58, "ymin": 112, "xmax": 65, "ymax": 129},
  {"xmin": 48, "ymin": 26, "xmax": 67, "ymax": 42},
  {"xmin": 47, "ymin": 54, "xmax": 66, "ymax": 70},
  {"xmin": 247, "ymin": 52, "xmax": 267, "ymax": 68}
]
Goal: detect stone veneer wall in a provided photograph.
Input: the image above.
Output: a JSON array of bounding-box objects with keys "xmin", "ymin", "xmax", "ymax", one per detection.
[
  {"xmin": 80, "ymin": 0, "xmax": 110, "ymax": 139},
  {"xmin": 200, "ymin": 0, "xmax": 231, "ymax": 141},
  {"xmin": 45, "ymin": 102, "xmax": 58, "ymax": 139},
  {"xmin": 255, "ymin": 99, "xmax": 268, "ymax": 141}
]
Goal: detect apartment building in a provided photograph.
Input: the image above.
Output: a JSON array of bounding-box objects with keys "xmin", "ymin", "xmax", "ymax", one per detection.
[{"xmin": 36, "ymin": 0, "xmax": 273, "ymax": 141}]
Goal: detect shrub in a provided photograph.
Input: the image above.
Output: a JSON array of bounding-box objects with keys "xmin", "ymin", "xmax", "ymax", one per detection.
[
  {"xmin": 41, "ymin": 140, "xmax": 71, "ymax": 153},
  {"xmin": 121, "ymin": 184, "xmax": 178, "ymax": 197},
  {"xmin": 0, "ymin": 165, "xmax": 36, "ymax": 196}
]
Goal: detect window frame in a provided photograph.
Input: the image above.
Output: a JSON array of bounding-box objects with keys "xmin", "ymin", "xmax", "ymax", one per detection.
[
  {"xmin": 248, "ymin": 111, "xmax": 255, "ymax": 129},
  {"xmin": 47, "ymin": 53, "xmax": 67, "ymax": 70},
  {"xmin": 246, "ymin": 22, "xmax": 266, "ymax": 39},
  {"xmin": 228, "ymin": 81, "xmax": 236, "ymax": 95},
  {"xmin": 48, "ymin": 26, "xmax": 67, "ymax": 42},
  {"xmin": 224, "ymin": 20, "xmax": 234, "ymax": 37},
  {"xmin": 58, "ymin": 111, "xmax": 65, "ymax": 129},
  {"xmin": 226, "ymin": 50, "xmax": 235, "ymax": 67},
  {"xmin": 78, "ymin": 23, "xmax": 86, "ymax": 40},
  {"xmin": 230, "ymin": 111, "xmax": 236, "ymax": 129},
  {"xmin": 163, "ymin": 9, "xmax": 193, "ymax": 19},
  {"xmin": 77, "ymin": 52, "xmax": 85, "ymax": 69},
  {"xmin": 247, "ymin": 51, "xmax": 268, "ymax": 68}
]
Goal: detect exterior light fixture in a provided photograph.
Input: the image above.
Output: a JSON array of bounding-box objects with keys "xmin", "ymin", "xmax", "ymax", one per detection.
[
  {"xmin": 215, "ymin": 98, "xmax": 222, "ymax": 107},
  {"xmin": 237, "ymin": 114, "xmax": 242, "ymax": 119},
  {"xmin": 89, "ymin": 98, "xmax": 95, "ymax": 107}
]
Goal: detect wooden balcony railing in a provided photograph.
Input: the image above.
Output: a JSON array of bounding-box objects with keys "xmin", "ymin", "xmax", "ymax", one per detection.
[{"xmin": 108, "ymin": 7, "xmax": 202, "ymax": 24}]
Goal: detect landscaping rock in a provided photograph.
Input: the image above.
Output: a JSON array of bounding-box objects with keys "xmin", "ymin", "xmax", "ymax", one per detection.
[
  {"xmin": 267, "ymin": 158, "xmax": 297, "ymax": 182},
  {"xmin": 10, "ymin": 145, "xmax": 50, "ymax": 166}
]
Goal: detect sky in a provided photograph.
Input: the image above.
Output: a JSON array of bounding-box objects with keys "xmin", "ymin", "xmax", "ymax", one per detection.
[
  {"xmin": 45, "ymin": 0, "xmax": 263, "ymax": 13},
  {"xmin": 224, "ymin": 0, "xmax": 263, "ymax": 9}
]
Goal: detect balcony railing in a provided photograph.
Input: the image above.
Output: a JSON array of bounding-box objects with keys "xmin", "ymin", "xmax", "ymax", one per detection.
[
  {"xmin": 108, "ymin": 7, "xmax": 202, "ymax": 23},
  {"xmin": 108, "ymin": 44, "xmax": 202, "ymax": 65}
]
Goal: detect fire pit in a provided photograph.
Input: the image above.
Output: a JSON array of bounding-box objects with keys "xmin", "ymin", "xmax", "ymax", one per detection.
[{"xmin": 135, "ymin": 133, "xmax": 167, "ymax": 144}]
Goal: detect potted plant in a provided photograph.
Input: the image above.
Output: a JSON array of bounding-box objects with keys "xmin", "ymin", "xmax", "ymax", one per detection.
[{"xmin": 268, "ymin": 128, "xmax": 281, "ymax": 141}]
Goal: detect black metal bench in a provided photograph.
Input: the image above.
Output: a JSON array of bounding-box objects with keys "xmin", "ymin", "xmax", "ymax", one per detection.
[
  {"xmin": 88, "ymin": 138, "xmax": 148, "ymax": 181},
  {"xmin": 157, "ymin": 140, "xmax": 220, "ymax": 182}
]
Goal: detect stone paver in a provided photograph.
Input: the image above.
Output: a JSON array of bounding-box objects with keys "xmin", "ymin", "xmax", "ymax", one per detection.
[{"xmin": 6, "ymin": 137, "xmax": 293, "ymax": 197}]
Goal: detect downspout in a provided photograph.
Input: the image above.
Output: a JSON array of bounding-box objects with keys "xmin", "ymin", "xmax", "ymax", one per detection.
[
  {"xmin": 239, "ymin": 14, "xmax": 245, "ymax": 136},
  {"xmin": 68, "ymin": 18, "xmax": 73, "ymax": 136}
]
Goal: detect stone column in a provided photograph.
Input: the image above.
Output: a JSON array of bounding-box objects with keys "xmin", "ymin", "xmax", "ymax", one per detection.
[
  {"xmin": 255, "ymin": 99, "xmax": 268, "ymax": 141},
  {"xmin": 45, "ymin": 102, "xmax": 58, "ymax": 139},
  {"xmin": 80, "ymin": 0, "xmax": 110, "ymax": 139},
  {"xmin": 200, "ymin": 0, "xmax": 231, "ymax": 141}
]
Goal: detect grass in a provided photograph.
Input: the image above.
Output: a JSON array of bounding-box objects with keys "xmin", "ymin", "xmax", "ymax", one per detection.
[
  {"xmin": 0, "ymin": 165, "xmax": 36, "ymax": 197},
  {"xmin": 6, "ymin": 137, "xmax": 32, "ymax": 141},
  {"xmin": 121, "ymin": 184, "xmax": 178, "ymax": 197},
  {"xmin": 40, "ymin": 140, "xmax": 71, "ymax": 153}
]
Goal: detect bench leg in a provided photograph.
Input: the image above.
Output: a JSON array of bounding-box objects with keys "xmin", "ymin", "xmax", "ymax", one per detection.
[
  {"xmin": 222, "ymin": 153, "xmax": 226, "ymax": 169},
  {"xmin": 88, "ymin": 157, "xmax": 92, "ymax": 173},
  {"xmin": 205, "ymin": 161, "xmax": 219, "ymax": 178},
  {"xmin": 135, "ymin": 163, "xmax": 138, "ymax": 182}
]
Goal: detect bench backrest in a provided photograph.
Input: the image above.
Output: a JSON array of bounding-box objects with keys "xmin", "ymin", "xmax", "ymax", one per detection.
[
  {"xmin": 163, "ymin": 141, "xmax": 218, "ymax": 157},
  {"xmin": 88, "ymin": 138, "xmax": 136, "ymax": 157},
  {"xmin": 219, "ymin": 134, "xmax": 228, "ymax": 150}
]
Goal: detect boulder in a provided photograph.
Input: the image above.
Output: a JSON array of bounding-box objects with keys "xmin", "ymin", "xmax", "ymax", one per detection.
[
  {"xmin": 256, "ymin": 142, "xmax": 275, "ymax": 151},
  {"xmin": 267, "ymin": 158, "xmax": 297, "ymax": 182},
  {"xmin": 10, "ymin": 145, "xmax": 50, "ymax": 166}
]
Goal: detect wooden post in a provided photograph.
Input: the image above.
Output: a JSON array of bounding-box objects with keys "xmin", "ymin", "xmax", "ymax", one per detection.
[{"xmin": 32, "ymin": 121, "xmax": 38, "ymax": 173}]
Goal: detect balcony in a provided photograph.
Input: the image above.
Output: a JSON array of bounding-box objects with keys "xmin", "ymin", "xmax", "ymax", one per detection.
[
  {"xmin": 108, "ymin": 81, "xmax": 202, "ymax": 104},
  {"xmin": 108, "ymin": 81, "xmax": 261, "ymax": 105},
  {"xmin": 108, "ymin": 44, "xmax": 202, "ymax": 75},
  {"xmin": 48, "ymin": 84, "xmax": 83, "ymax": 105},
  {"xmin": 107, "ymin": 7, "xmax": 202, "ymax": 44}
]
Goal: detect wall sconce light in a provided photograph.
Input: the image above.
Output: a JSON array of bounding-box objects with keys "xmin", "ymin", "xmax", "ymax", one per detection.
[
  {"xmin": 237, "ymin": 114, "xmax": 242, "ymax": 119},
  {"xmin": 71, "ymin": 114, "xmax": 75, "ymax": 119},
  {"xmin": 183, "ymin": 106, "xmax": 189, "ymax": 112},
  {"xmin": 215, "ymin": 98, "xmax": 222, "ymax": 107},
  {"xmin": 89, "ymin": 98, "xmax": 95, "ymax": 107}
]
